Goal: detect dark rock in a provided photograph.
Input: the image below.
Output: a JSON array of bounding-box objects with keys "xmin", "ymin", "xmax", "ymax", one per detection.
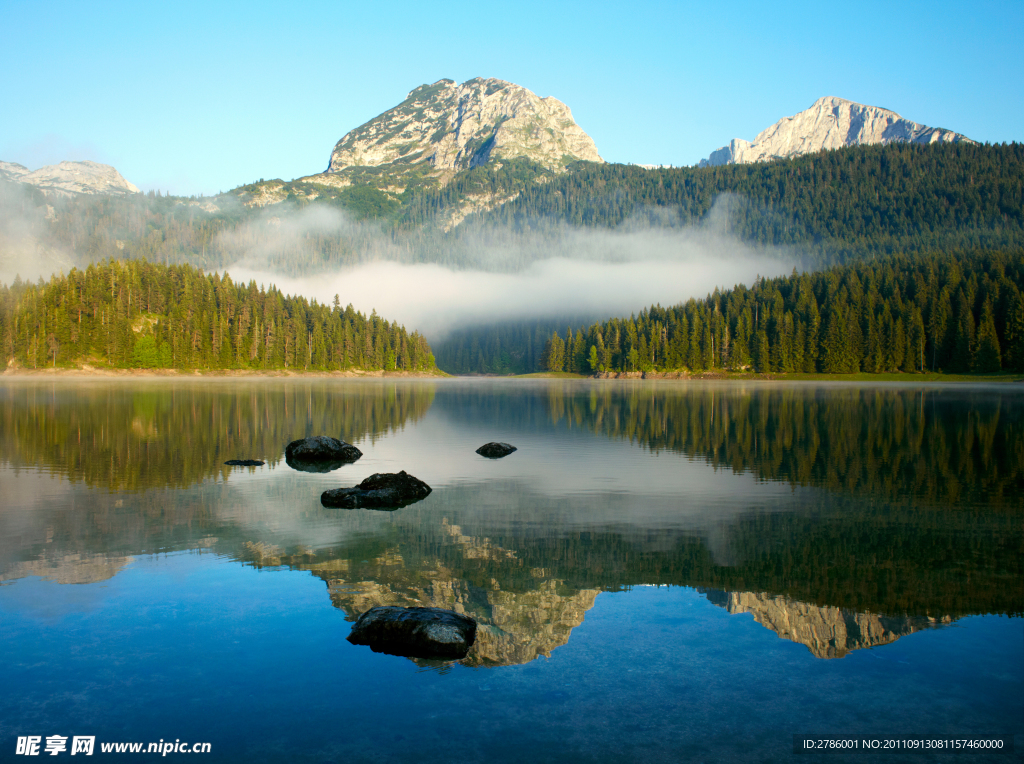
[
  {"xmin": 347, "ymin": 606, "xmax": 477, "ymax": 659},
  {"xmin": 285, "ymin": 436, "xmax": 361, "ymax": 472},
  {"xmin": 224, "ymin": 459, "xmax": 265, "ymax": 467},
  {"xmin": 321, "ymin": 471, "xmax": 431, "ymax": 510},
  {"xmin": 476, "ymin": 442, "xmax": 517, "ymax": 458}
]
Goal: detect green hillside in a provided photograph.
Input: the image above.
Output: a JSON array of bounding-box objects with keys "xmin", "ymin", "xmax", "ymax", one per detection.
[
  {"xmin": 0, "ymin": 259, "xmax": 437, "ymax": 372},
  {"xmin": 469, "ymin": 142, "xmax": 1024, "ymax": 263},
  {"xmin": 4, "ymin": 142, "xmax": 1021, "ymax": 278},
  {"xmin": 441, "ymin": 249, "xmax": 1024, "ymax": 376}
]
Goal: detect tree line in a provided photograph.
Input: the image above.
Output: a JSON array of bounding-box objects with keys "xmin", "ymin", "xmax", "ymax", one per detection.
[
  {"xmin": 0, "ymin": 259, "xmax": 437, "ymax": 372},
  {"xmin": 473, "ymin": 142, "xmax": 1024, "ymax": 264},
  {"xmin": 4, "ymin": 142, "xmax": 1022, "ymax": 278},
  {"xmin": 534, "ymin": 249, "xmax": 1024, "ymax": 376}
]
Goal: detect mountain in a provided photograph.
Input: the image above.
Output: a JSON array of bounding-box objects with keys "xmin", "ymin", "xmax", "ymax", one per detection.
[
  {"xmin": 312, "ymin": 77, "xmax": 602, "ymax": 187},
  {"xmin": 704, "ymin": 589, "xmax": 951, "ymax": 659},
  {"xmin": 0, "ymin": 160, "xmax": 139, "ymax": 196},
  {"xmin": 318, "ymin": 521, "xmax": 602, "ymax": 668},
  {"xmin": 699, "ymin": 96, "xmax": 974, "ymax": 167},
  {"xmin": 0, "ymin": 161, "xmax": 31, "ymax": 183},
  {"xmin": 229, "ymin": 77, "xmax": 604, "ymax": 221}
]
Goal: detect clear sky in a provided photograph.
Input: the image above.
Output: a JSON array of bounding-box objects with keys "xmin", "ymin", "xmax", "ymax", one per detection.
[{"xmin": 2, "ymin": 0, "xmax": 1021, "ymax": 196}]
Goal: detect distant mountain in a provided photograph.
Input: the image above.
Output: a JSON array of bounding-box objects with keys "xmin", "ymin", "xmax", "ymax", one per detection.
[
  {"xmin": 699, "ymin": 96, "xmax": 974, "ymax": 167},
  {"xmin": 0, "ymin": 161, "xmax": 31, "ymax": 183},
  {"xmin": 313, "ymin": 77, "xmax": 602, "ymax": 185},
  {"xmin": 0, "ymin": 159, "xmax": 139, "ymax": 196}
]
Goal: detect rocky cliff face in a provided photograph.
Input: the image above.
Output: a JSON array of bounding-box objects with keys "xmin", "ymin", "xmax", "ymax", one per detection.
[
  {"xmin": 699, "ymin": 96, "xmax": 973, "ymax": 167},
  {"xmin": 323, "ymin": 78, "xmax": 602, "ymax": 181},
  {"xmin": 0, "ymin": 160, "xmax": 140, "ymax": 196},
  {"xmin": 704, "ymin": 589, "xmax": 952, "ymax": 658}
]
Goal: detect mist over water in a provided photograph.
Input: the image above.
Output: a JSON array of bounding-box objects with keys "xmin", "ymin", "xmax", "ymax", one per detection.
[
  {"xmin": 224, "ymin": 197, "xmax": 798, "ymax": 339},
  {"xmin": 229, "ymin": 250, "xmax": 791, "ymax": 339},
  {"xmin": 0, "ymin": 181, "xmax": 798, "ymax": 338}
]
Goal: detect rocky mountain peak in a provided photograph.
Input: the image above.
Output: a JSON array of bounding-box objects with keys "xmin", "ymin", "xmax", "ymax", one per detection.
[
  {"xmin": 324, "ymin": 77, "xmax": 603, "ymax": 178},
  {"xmin": 0, "ymin": 161, "xmax": 31, "ymax": 182},
  {"xmin": 0, "ymin": 160, "xmax": 140, "ymax": 196},
  {"xmin": 699, "ymin": 96, "xmax": 974, "ymax": 167}
]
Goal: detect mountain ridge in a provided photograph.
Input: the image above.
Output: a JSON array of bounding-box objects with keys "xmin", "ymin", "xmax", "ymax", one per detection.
[
  {"xmin": 309, "ymin": 77, "xmax": 602, "ymax": 189},
  {"xmin": 699, "ymin": 96, "xmax": 974, "ymax": 167},
  {"xmin": 0, "ymin": 159, "xmax": 139, "ymax": 196}
]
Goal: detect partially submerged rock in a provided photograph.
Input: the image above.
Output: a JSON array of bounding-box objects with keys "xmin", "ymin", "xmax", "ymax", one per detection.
[
  {"xmin": 321, "ymin": 471, "xmax": 431, "ymax": 509},
  {"xmin": 224, "ymin": 459, "xmax": 265, "ymax": 467},
  {"xmin": 476, "ymin": 442, "xmax": 517, "ymax": 458},
  {"xmin": 287, "ymin": 458, "xmax": 351, "ymax": 474},
  {"xmin": 347, "ymin": 606, "xmax": 477, "ymax": 659},
  {"xmin": 285, "ymin": 436, "xmax": 361, "ymax": 472}
]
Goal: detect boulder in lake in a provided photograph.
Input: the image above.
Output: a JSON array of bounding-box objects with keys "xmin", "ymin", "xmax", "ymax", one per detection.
[
  {"xmin": 347, "ymin": 606, "xmax": 477, "ymax": 659},
  {"xmin": 476, "ymin": 442, "xmax": 517, "ymax": 458},
  {"xmin": 285, "ymin": 436, "xmax": 361, "ymax": 472},
  {"xmin": 224, "ymin": 459, "xmax": 265, "ymax": 467},
  {"xmin": 321, "ymin": 471, "xmax": 431, "ymax": 510}
]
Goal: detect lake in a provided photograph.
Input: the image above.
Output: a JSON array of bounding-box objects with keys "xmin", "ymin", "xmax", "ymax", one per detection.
[{"xmin": 1, "ymin": 378, "xmax": 1021, "ymax": 762}]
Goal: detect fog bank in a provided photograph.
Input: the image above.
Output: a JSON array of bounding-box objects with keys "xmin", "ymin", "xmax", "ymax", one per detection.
[{"xmin": 227, "ymin": 218, "xmax": 797, "ymax": 339}]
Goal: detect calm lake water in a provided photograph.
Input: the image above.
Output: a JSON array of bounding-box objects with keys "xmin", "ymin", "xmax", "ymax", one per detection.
[{"xmin": 1, "ymin": 378, "xmax": 1021, "ymax": 763}]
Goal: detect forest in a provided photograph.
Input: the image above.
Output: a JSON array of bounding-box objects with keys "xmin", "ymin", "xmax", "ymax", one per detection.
[
  {"xmin": 442, "ymin": 249, "xmax": 1024, "ymax": 376},
  {"xmin": 472, "ymin": 142, "xmax": 1024, "ymax": 263},
  {"xmin": 0, "ymin": 259, "xmax": 437, "ymax": 372},
  {"xmin": 3, "ymin": 142, "xmax": 1022, "ymax": 277},
  {"xmin": 4, "ymin": 142, "xmax": 1023, "ymax": 376}
]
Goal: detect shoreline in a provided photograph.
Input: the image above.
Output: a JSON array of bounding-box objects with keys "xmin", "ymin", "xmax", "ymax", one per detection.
[
  {"xmin": 515, "ymin": 370, "xmax": 1024, "ymax": 383},
  {"xmin": 1, "ymin": 366, "xmax": 449, "ymax": 379},
  {"xmin": 2, "ymin": 367, "xmax": 1021, "ymax": 384}
]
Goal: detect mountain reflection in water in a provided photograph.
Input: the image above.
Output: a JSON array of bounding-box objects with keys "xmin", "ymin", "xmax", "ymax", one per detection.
[
  {"xmin": 701, "ymin": 589, "xmax": 952, "ymax": 659},
  {"xmin": 1, "ymin": 379, "xmax": 1022, "ymax": 670}
]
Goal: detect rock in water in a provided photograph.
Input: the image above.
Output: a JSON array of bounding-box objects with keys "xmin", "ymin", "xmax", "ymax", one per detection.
[
  {"xmin": 285, "ymin": 436, "xmax": 361, "ymax": 472},
  {"xmin": 476, "ymin": 442, "xmax": 517, "ymax": 458},
  {"xmin": 347, "ymin": 606, "xmax": 477, "ymax": 659},
  {"xmin": 321, "ymin": 471, "xmax": 432, "ymax": 509},
  {"xmin": 224, "ymin": 459, "xmax": 265, "ymax": 467}
]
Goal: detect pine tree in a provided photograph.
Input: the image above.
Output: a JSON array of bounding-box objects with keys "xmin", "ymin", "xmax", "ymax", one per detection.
[
  {"xmin": 1005, "ymin": 287, "xmax": 1024, "ymax": 372},
  {"xmin": 952, "ymin": 290, "xmax": 975, "ymax": 372},
  {"xmin": 973, "ymin": 299, "xmax": 1002, "ymax": 372}
]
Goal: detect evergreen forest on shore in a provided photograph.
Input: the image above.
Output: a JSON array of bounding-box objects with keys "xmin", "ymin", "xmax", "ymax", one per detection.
[
  {"xmin": 0, "ymin": 260, "xmax": 437, "ymax": 373},
  {"xmin": 530, "ymin": 249, "xmax": 1024, "ymax": 376},
  {"xmin": 3, "ymin": 141, "xmax": 1024, "ymax": 376}
]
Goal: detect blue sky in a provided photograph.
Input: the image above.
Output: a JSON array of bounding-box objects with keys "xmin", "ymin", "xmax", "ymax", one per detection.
[{"xmin": 2, "ymin": 0, "xmax": 1021, "ymax": 196}]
